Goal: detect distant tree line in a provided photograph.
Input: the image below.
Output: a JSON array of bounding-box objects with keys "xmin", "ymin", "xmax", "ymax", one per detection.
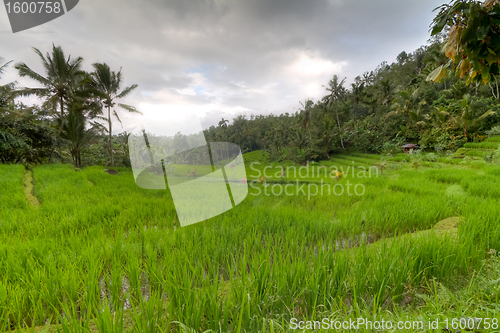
[
  {"xmin": 204, "ymin": 34, "xmax": 500, "ymax": 162},
  {"xmin": 3, "ymin": 0, "xmax": 500, "ymax": 167}
]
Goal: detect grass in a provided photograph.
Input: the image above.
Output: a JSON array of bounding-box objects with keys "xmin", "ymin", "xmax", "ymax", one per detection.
[
  {"xmin": 1, "ymin": 152, "xmax": 500, "ymax": 332},
  {"xmin": 464, "ymin": 142, "xmax": 500, "ymax": 149},
  {"xmin": 483, "ymin": 135, "xmax": 500, "ymax": 142},
  {"xmin": 350, "ymin": 152, "xmax": 386, "ymax": 160}
]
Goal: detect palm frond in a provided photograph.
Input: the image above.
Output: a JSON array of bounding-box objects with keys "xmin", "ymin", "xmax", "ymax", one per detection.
[
  {"xmin": 112, "ymin": 109, "xmax": 123, "ymax": 128},
  {"xmin": 116, "ymin": 84, "xmax": 138, "ymax": 99},
  {"xmin": 0, "ymin": 60, "xmax": 13, "ymax": 78},
  {"xmin": 118, "ymin": 103, "xmax": 142, "ymax": 114},
  {"xmin": 476, "ymin": 110, "xmax": 496, "ymax": 121},
  {"xmin": 14, "ymin": 63, "xmax": 50, "ymax": 86},
  {"xmin": 11, "ymin": 87, "xmax": 49, "ymax": 98}
]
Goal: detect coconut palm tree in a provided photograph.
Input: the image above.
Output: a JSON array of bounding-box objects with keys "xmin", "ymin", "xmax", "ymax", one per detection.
[
  {"xmin": 0, "ymin": 58, "xmax": 15, "ymax": 114},
  {"xmin": 431, "ymin": 106, "xmax": 451, "ymax": 128},
  {"xmin": 452, "ymin": 96, "xmax": 496, "ymax": 139},
  {"xmin": 322, "ymin": 75, "xmax": 347, "ymax": 148},
  {"xmin": 322, "ymin": 75, "xmax": 347, "ymax": 105},
  {"xmin": 350, "ymin": 81, "xmax": 366, "ymax": 106},
  {"xmin": 378, "ymin": 79, "xmax": 394, "ymax": 106},
  {"xmin": 90, "ymin": 62, "xmax": 139, "ymax": 167},
  {"xmin": 322, "ymin": 75, "xmax": 347, "ymax": 128},
  {"xmin": 58, "ymin": 102, "xmax": 102, "ymax": 167},
  {"xmin": 218, "ymin": 118, "xmax": 229, "ymax": 130},
  {"xmin": 14, "ymin": 45, "xmax": 85, "ymax": 130},
  {"xmin": 320, "ymin": 119, "xmax": 336, "ymax": 159},
  {"xmin": 388, "ymin": 88, "xmax": 424, "ymax": 126},
  {"xmin": 299, "ymin": 99, "xmax": 314, "ymax": 131}
]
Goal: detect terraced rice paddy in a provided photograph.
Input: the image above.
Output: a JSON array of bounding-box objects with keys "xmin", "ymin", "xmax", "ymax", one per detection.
[{"xmin": 1, "ymin": 153, "xmax": 500, "ymax": 332}]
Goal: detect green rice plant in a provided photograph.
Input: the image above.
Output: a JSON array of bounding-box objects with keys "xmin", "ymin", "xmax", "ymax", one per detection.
[
  {"xmin": 0, "ymin": 164, "xmax": 26, "ymax": 209},
  {"xmin": 425, "ymin": 168, "xmax": 473, "ymax": 184},
  {"xmin": 464, "ymin": 142, "xmax": 500, "ymax": 149},
  {"xmin": 484, "ymin": 135, "xmax": 500, "ymax": 142},
  {"xmin": 465, "ymin": 149, "xmax": 490, "ymax": 157},
  {"xmin": 425, "ymin": 152, "xmax": 439, "ymax": 162},
  {"xmin": 389, "ymin": 153, "xmax": 410, "ymax": 162},
  {"xmin": 461, "ymin": 174, "xmax": 500, "ymax": 199},
  {"xmin": 459, "ymin": 157, "xmax": 488, "ymax": 169},
  {"xmin": 349, "ymin": 152, "xmax": 384, "ymax": 160},
  {"xmin": 1, "ymin": 158, "xmax": 500, "ymax": 332},
  {"xmin": 333, "ymin": 154, "xmax": 376, "ymax": 165},
  {"xmin": 243, "ymin": 150, "xmax": 270, "ymax": 164},
  {"xmin": 324, "ymin": 157, "xmax": 373, "ymax": 169},
  {"xmin": 436, "ymin": 156, "xmax": 462, "ymax": 164}
]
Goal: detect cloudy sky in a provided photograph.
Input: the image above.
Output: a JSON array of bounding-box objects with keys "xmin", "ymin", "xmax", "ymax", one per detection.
[{"xmin": 0, "ymin": 0, "xmax": 444, "ymax": 136}]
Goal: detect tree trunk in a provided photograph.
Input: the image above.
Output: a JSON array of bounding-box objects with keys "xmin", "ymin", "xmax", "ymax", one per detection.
[
  {"xmin": 108, "ymin": 106, "xmax": 114, "ymax": 167},
  {"xmin": 59, "ymin": 96, "xmax": 64, "ymax": 132},
  {"xmin": 496, "ymin": 77, "xmax": 499, "ymax": 98},
  {"xmin": 490, "ymin": 82, "xmax": 498, "ymax": 98},
  {"xmin": 333, "ymin": 104, "xmax": 345, "ymax": 149}
]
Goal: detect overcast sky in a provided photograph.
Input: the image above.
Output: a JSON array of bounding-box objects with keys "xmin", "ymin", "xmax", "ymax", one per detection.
[{"xmin": 0, "ymin": 0, "xmax": 445, "ymax": 136}]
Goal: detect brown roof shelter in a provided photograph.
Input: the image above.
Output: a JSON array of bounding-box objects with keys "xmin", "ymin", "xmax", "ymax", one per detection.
[{"xmin": 401, "ymin": 144, "xmax": 419, "ymax": 153}]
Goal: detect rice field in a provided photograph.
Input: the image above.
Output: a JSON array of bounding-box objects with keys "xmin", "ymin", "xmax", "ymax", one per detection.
[
  {"xmin": 1, "ymin": 152, "xmax": 500, "ymax": 332},
  {"xmin": 463, "ymin": 142, "xmax": 500, "ymax": 149}
]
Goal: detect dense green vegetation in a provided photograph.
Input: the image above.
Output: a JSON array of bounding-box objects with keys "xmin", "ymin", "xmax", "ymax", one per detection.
[{"xmin": 4, "ymin": 0, "xmax": 500, "ymax": 332}]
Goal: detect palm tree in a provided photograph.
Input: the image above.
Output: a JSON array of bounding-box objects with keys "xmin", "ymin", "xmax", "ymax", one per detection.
[
  {"xmin": 362, "ymin": 71, "xmax": 375, "ymax": 85},
  {"xmin": 320, "ymin": 119, "xmax": 336, "ymax": 159},
  {"xmin": 322, "ymin": 75, "xmax": 347, "ymax": 130},
  {"xmin": 322, "ymin": 75, "xmax": 348, "ymax": 149},
  {"xmin": 408, "ymin": 108, "xmax": 429, "ymax": 129},
  {"xmin": 90, "ymin": 63, "xmax": 139, "ymax": 167},
  {"xmin": 0, "ymin": 57, "xmax": 15, "ymax": 114},
  {"xmin": 217, "ymin": 118, "xmax": 230, "ymax": 160},
  {"xmin": 218, "ymin": 118, "xmax": 229, "ymax": 130},
  {"xmin": 58, "ymin": 102, "xmax": 101, "ymax": 167},
  {"xmin": 14, "ymin": 45, "xmax": 85, "ymax": 130},
  {"xmin": 389, "ymin": 88, "xmax": 424, "ymax": 127},
  {"xmin": 431, "ymin": 106, "xmax": 451, "ymax": 128},
  {"xmin": 299, "ymin": 99, "xmax": 314, "ymax": 130},
  {"xmin": 350, "ymin": 81, "xmax": 366, "ymax": 106},
  {"xmin": 378, "ymin": 79, "xmax": 394, "ymax": 106},
  {"xmin": 452, "ymin": 96, "xmax": 495, "ymax": 139}
]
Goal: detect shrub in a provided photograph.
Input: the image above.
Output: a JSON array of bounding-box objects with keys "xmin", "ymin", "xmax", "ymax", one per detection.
[
  {"xmin": 486, "ymin": 125, "xmax": 500, "ymax": 137},
  {"xmin": 381, "ymin": 142, "xmax": 401, "ymax": 156},
  {"xmin": 426, "ymin": 153, "xmax": 439, "ymax": 162},
  {"xmin": 419, "ymin": 127, "xmax": 467, "ymax": 151}
]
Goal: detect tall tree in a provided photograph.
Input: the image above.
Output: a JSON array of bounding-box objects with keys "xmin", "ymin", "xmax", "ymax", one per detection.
[
  {"xmin": 90, "ymin": 63, "xmax": 139, "ymax": 167},
  {"xmin": 452, "ymin": 95, "xmax": 495, "ymax": 138},
  {"xmin": 14, "ymin": 45, "xmax": 85, "ymax": 130},
  {"xmin": 378, "ymin": 79, "xmax": 394, "ymax": 105},
  {"xmin": 58, "ymin": 102, "xmax": 100, "ymax": 167},
  {"xmin": 350, "ymin": 81, "xmax": 366, "ymax": 106},
  {"xmin": 322, "ymin": 75, "xmax": 347, "ymax": 148}
]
